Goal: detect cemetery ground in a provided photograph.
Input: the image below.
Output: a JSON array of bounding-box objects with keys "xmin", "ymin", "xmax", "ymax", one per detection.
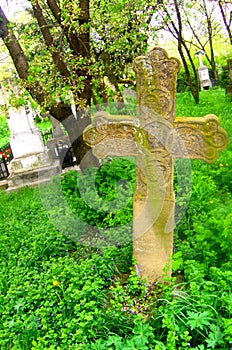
[{"xmin": 0, "ymin": 88, "xmax": 232, "ymax": 349}]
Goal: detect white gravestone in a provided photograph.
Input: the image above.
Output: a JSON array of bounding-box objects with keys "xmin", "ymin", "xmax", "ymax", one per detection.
[
  {"xmin": 7, "ymin": 105, "xmax": 60, "ymax": 190},
  {"xmin": 195, "ymin": 51, "xmax": 212, "ymax": 90},
  {"xmin": 8, "ymin": 106, "xmax": 44, "ymax": 159}
]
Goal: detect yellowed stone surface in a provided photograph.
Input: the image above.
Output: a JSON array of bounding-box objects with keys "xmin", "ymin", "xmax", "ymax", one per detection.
[{"xmin": 84, "ymin": 47, "xmax": 229, "ymax": 283}]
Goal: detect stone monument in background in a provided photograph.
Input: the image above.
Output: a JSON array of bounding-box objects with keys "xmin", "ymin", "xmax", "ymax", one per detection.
[
  {"xmin": 195, "ymin": 50, "xmax": 212, "ymax": 90},
  {"xmin": 7, "ymin": 104, "xmax": 60, "ymax": 191}
]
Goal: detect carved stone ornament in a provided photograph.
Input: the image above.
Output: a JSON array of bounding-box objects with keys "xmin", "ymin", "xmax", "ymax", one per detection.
[
  {"xmin": 133, "ymin": 47, "xmax": 181, "ymax": 123},
  {"xmin": 173, "ymin": 114, "xmax": 229, "ymax": 162}
]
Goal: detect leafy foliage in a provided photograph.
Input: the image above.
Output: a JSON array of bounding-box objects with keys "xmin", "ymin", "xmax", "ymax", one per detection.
[
  {"xmin": 0, "ymin": 0, "xmax": 155, "ymax": 109},
  {"xmin": 0, "ymin": 114, "xmax": 10, "ymax": 148},
  {"xmin": 0, "ymin": 89, "xmax": 232, "ymax": 349},
  {"xmin": 61, "ymin": 157, "xmax": 135, "ymax": 228}
]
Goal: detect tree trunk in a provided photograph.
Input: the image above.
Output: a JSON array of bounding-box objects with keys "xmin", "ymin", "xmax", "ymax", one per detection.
[
  {"xmin": 219, "ymin": 0, "xmax": 232, "ymax": 45},
  {"xmin": 173, "ymin": 0, "xmax": 199, "ymax": 104},
  {"xmin": 0, "ymin": 6, "xmax": 29, "ymax": 79},
  {"xmin": 32, "ymin": 1, "xmax": 70, "ymax": 77},
  {"xmin": 202, "ymin": 0, "xmax": 218, "ymax": 83},
  {"xmin": 178, "ymin": 43, "xmax": 200, "ymax": 104},
  {"xmin": 62, "ymin": 112, "xmax": 99, "ymax": 168}
]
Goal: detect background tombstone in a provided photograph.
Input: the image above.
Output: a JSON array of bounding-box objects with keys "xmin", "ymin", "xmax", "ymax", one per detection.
[
  {"xmin": 7, "ymin": 104, "xmax": 60, "ymax": 190},
  {"xmin": 45, "ymin": 114, "xmax": 71, "ymax": 166},
  {"xmin": 49, "ymin": 116, "xmax": 65, "ymax": 138},
  {"xmin": 84, "ymin": 47, "xmax": 228, "ymax": 283},
  {"xmin": 195, "ymin": 50, "xmax": 212, "ymax": 90},
  {"xmin": 122, "ymin": 87, "xmax": 136, "ymax": 104}
]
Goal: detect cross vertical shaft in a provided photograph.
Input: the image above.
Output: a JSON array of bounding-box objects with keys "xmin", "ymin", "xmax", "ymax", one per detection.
[{"xmin": 132, "ymin": 48, "xmax": 181, "ymax": 281}]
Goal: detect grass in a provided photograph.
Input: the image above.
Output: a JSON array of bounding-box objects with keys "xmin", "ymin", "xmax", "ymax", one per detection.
[
  {"xmin": 0, "ymin": 87, "xmax": 231, "ymax": 349},
  {"xmin": 176, "ymin": 88, "xmax": 232, "ymax": 149}
]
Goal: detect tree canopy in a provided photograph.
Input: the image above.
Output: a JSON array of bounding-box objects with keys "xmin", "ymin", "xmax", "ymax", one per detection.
[{"xmin": 0, "ymin": 0, "xmax": 155, "ymax": 163}]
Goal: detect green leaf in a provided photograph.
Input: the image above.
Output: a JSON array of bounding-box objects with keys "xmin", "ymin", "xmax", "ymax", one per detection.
[
  {"xmin": 186, "ymin": 311, "xmax": 212, "ymax": 330},
  {"xmin": 206, "ymin": 325, "xmax": 224, "ymax": 348},
  {"xmin": 14, "ymin": 298, "xmax": 26, "ymax": 312},
  {"xmin": 172, "ymin": 251, "xmax": 183, "ymax": 271}
]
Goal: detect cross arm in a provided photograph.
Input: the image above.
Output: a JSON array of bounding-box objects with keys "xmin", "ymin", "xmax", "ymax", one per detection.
[
  {"xmin": 173, "ymin": 114, "xmax": 229, "ymax": 163},
  {"xmin": 83, "ymin": 112, "xmax": 147, "ymax": 159}
]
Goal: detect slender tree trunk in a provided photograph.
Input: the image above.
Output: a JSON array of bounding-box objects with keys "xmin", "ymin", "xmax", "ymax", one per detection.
[
  {"xmin": 173, "ymin": 0, "xmax": 199, "ymax": 103},
  {"xmin": 219, "ymin": 0, "xmax": 232, "ymax": 45},
  {"xmin": 202, "ymin": 0, "xmax": 218, "ymax": 82},
  {"xmin": 32, "ymin": 1, "xmax": 70, "ymax": 77},
  {"xmin": 178, "ymin": 43, "xmax": 200, "ymax": 104}
]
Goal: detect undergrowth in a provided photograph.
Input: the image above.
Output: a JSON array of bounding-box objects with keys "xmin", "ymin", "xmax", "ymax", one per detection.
[{"xmin": 0, "ymin": 88, "xmax": 231, "ymax": 349}]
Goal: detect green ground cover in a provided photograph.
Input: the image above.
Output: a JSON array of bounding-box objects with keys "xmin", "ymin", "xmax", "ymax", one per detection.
[{"xmin": 0, "ymin": 88, "xmax": 231, "ymax": 349}]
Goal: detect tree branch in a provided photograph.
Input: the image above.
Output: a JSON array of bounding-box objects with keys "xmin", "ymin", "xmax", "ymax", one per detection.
[
  {"xmin": 0, "ymin": 5, "xmax": 72, "ymax": 121},
  {"xmin": 47, "ymin": 0, "xmax": 81, "ymax": 55},
  {"xmin": 32, "ymin": 1, "xmax": 70, "ymax": 77},
  {"xmin": 218, "ymin": 0, "xmax": 232, "ymax": 44}
]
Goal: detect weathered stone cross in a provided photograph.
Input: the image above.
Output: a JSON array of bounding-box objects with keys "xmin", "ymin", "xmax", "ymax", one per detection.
[{"xmin": 83, "ymin": 48, "xmax": 228, "ymax": 283}]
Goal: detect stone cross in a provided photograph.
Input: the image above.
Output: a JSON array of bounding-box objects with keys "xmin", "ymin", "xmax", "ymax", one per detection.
[{"xmin": 83, "ymin": 48, "xmax": 228, "ymax": 283}]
